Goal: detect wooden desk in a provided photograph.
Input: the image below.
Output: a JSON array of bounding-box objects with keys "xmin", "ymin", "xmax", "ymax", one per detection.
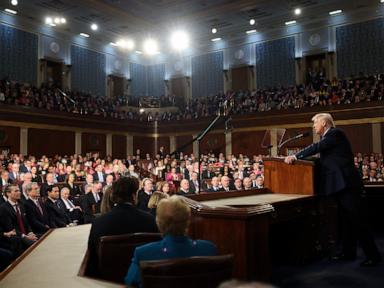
[{"xmin": 0, "ymin": 225, "xmax": 123, "ymax": 288}]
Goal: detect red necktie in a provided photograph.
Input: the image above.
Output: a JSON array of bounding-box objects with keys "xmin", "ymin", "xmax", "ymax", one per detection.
[{"xmin": 15, "ymin": 204, "xmax": 26, "ymax": 235}]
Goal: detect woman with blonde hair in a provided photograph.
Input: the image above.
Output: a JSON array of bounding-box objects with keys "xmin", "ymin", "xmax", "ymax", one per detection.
[
  {"xmin": 147, "ymin": 191, "xmax": 169, "ymax": 216},
  {"xmin": 100, "ymin": 185, "xmax": 114, "ymax": 214},
  {"xmin": 156, "ymin": 181, "xmax": 172, "ymax": 195}
]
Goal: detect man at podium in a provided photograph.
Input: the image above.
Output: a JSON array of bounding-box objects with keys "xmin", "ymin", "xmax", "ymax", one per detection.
[{"xmin": 284, "ymin": 113, "xmax": 381, "ymax": 267}]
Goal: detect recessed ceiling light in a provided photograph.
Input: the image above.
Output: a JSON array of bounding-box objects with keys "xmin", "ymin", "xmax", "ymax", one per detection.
[
  {"xmin": 54, "ymin": 17, "xmax": 61, "ymax": 24},
  {"xmin": 211, "ymin": 28, "xmax": 217, "ymax": 34},
  {"xmin": 4, "ymin": 8, "xmax": 17, "ymax": 15},
  {"xmin": 294, "ymin": 8, "xmax": 301, "ymax": 15},
  {"xmin": 249, "ymin": 19, "xmax": 255, "ymax": 25},
  {"xmin": 285, "ymin": 20, "xmax": 297, "ymax": 25},
  {"xmin": 91, "ymin": 23, "xmax": 98, "ymax": 31},
  {"xmin": 45, "ymin": 17, "xmax": 53, "ymax": 24},
  {"xmin": 143, "ymin": 38, "xmax": 159, "ymax": 54},
  {"xmin": 211, "ymin": 37, "xmax": 221, "ymax": 42},
  {"xmin": 11, "ymin": 0, "xmax": 18, "ymax": 6},
  {"xmin": 60, "ymin": 18, "xmax": 66, "ymax": 24},
  {"xmin": 80, "ymin": 33, "xmax": 90, "ymax": 38},
  {"xmin": 246, "ymin": 29, "xmax": 257, "ymax": 34},
  {"xmin": 380, "ymin": 0, "xmax": 384, "ymax": 3},
  {"xmin": 329, "ymin": 9, "xmax": 342, "ymax": 15},
  {"xmin": 170, "ymin": 31, "xmax": 190, "ymax": 51}
]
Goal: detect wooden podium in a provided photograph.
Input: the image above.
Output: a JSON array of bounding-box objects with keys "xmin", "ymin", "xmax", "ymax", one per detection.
[
  {"xmin": 185, "ymin": 158, "xmax": 322, "ymax": 281},
  {"xmin": 263, "ymin": 157, "xmax": 316, "ymax": 195}
]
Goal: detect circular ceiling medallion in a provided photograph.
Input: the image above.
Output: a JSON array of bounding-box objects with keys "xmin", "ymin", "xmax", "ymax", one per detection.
[
  {"xmin": 234, "ymin": 49, "xmax": 245, "ymax": 60},
  {"xmin": 308, "ymin": 33, "xmax": 321, "ymax": 46},
  {"xmin": 49, "ymin": 41, "xmax": 60, "ymax": 54}
]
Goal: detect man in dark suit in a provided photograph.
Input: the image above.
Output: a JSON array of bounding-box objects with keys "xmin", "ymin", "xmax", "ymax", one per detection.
[
  {"xmin": 81, "ymin": 182, "xmax": 103, "ymax": 224},
  {"xmin": 208, "ymin": 177, "xmax": 221, "ymax": 192},
  {"xmin": 136, "ymin": 178, "xmax": 153, "ymax": 213},
  {"xmin": 8, "ymin": 163, "xmax": 20, "ymax": 183},
  {"xmin": 176, "ymin": 179, "xmax": 194, "ymax": 195},
  {"xmin": 87, "ymin": 177, "xmax": 158, "ymax": 277},
  {"xmin": 285, "ymin": 113, "xmax": 381, "ymax": 266},
  {"xmin": 0, "ymin": 185, "xmax": 38, "ymax": 254},
  {"xmin": 1, "ymin": 170, "xmax": 11, "ymax": 191},
  {"xmin": 40, "ymin": 173, "xmax": 56, "ymax": 198},
  {"xmin": 58, "ymin": 187, "xmax": 83, "ymax": 224},
  {"xmin": 93, "ymin": 164, "xmax": 106, "ymax": 184},
  {"xmin": 24, "ymin": 183, "xmax": 50, "ymax": 234},
  {"xmin": 189, "ymin": 172, "xmax": 199, "ymax": 194},
  {"xmin": 44, "ymin": 185, "xmax": 70, "ymax": 228}
]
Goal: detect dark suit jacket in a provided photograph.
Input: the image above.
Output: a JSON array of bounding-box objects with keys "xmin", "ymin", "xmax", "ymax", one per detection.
[
  {"xmin": 93, "ymin": 172, "xmax": 106, "ymax": 183},
  {"xmin": 24, "ymin": 199, "xmax": 49, "ymax": 234},
  {"xmin": 0, "ymin": 201, "xmax": 32, "ymax": 236},
  {"xmin": 295, "ymin": 127, "xmax": 362, "ymax": 195},
  {"xmin": 40, "ymin": 183, "xmax": 54, "ymax": 198},
  {"xmin": 86, "ymin": 203, "xmax": 158, "ymax": 276},
  {"xmin": 137, "ymin": 190, "xmax": 151, "ymax": 213},
  {"xmin": 44, "ymin": 198, "xmax": 69, "ymax": 228},
  {"xmin": 63, "ymin": 183, "xmax": 82, "ymax": 199},
  {"xmin": 81, "ymin": 192, "xmax": 102, "ymax": 224}
]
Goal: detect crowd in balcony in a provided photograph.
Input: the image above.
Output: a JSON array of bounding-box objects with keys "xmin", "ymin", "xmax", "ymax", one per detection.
[{"xmin": 1, "ymin": 73, "xmax": 383, "ymax": 122}]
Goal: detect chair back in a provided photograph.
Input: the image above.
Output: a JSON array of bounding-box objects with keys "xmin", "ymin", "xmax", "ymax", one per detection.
[
  {"xmin": 140, "ymin": 254, "xmax": 233, "ymax": 288},
  {"xmin": 98, "ymin": 232, "xmax": 162, "ymax": 283}
]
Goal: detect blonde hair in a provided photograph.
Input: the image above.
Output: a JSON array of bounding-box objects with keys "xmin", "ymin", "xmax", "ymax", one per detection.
[
  {"xmin": 311, "ymin": 113, "xmax": 335, "ymax": 128},
  {"xmin": 148, "ymin": 191, "xmax": 169, "ymax": 209},
  {"xmin": 100, "ymin": 185, "xmax": 114, "ymax": 214},
  {"xmin": 156, "ymin": 195, "xmax": 191, "ymax": 236}
]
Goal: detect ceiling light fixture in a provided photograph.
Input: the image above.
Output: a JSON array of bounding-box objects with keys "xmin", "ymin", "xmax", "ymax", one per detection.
[
  {"xmin": 211, "ymin": 28, "xmax": 217, "ymax": 34},
  {"xmin": 294, "ymin": 8, "xmax": 301, "ymax": 15},
  {"xmin": 285, "ymin": 20, "xmax": 297, "ymax": 25},
  {"xmin": 11, "ymin": 0, "xmax": 18, "ymax": 6},
  {"xmin": 329, "ymin": 9, "xmax": 342, "ymax": 15},
  {"xmin": 249, "ymin": 19, "xmax": 255, "ymax": 25},
  {"xmin": 246, "ymin": 29, "xmax": 257, "ymax": 34},
  {"xmin": 4, "ymin": 8, "xmax": 17, "ymax": 14},
  {"xmin": 54, "ymin": 17, "xmax": 61, "ymax": 24},
  {"xmin": 170, "ymin": 31, "xmax": 190, "ymax": 51},
  {"xmin": 211, "ymin": 37, "xmax": 221, "ymax": 42},
  {"xmin": 60, "ymin": 18, "xmax": 66, "ymax": 24},
  {"xmin": 143, "ymin": 38, "xmax": 158, "ymax": 55},
  {"xmin": 91, "ymin": 23, "xmax": 98, "ymax": 31},
  {"xmin": 80, "ymin": 33, "xmax": 90, "ymax": 38}
]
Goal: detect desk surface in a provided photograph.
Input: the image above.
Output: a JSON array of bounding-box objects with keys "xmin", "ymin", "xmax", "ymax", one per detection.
[
  {"xmin": 201, "ymin": 193, "xmax": 310, "ymax": 207},
  {"xmin": 1, "ymin": 224, "xmax": 123, "ymax": 288}
]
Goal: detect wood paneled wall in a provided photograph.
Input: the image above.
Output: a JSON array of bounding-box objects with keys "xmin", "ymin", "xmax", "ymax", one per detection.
[
  {"xmin": 28, "ymin": 128, "xmax": 74, "ymax": 157},
  {"xmin": 340, "ymin": 124, "xmax": 372, "ymax": 154},
  {"xmin": 175, "ymin": 135, "xmax": 193, "ymax": 155},
  {"xmin": 82, "ymin": 133, "xmax": 106, "ymax": 157},
  {"xmin": 0, "ymin": 126, "xmax": 20, "ymax": 154},
  {"xmin": 232, "ymin": 130, "xmax": 269, "ymax": 156},
  {"xmin": 133, "ymin": 136, "xmax": 155, "ymax": 157},
  {"xmin": 231, "ymin": 66, "xmax": 249, "ymax": 91},
  {"xmin": 199, "ymin": 133, "xmax": 226, "ymax": 155},
  {"xmin": 112, "ymin": 135, "xmax": 126, "ymax": 159}
]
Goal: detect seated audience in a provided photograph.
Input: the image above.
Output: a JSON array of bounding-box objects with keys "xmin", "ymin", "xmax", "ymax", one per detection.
[
  {"xmin": 58, "ymin": 187, "xmax": 83, "ymax": 224},
  {"xmin": 137, "ymin": 178, "xmax": 153, "ymax": 213},
  {"xmin": 176, "ymin": 179, "xmax": 193, "ymax": 195},
  {"xmin": 24, "ymin": 182, "xmax": 50, "ymax": 234},
  {"xmin": 82, "ymin": 182, "xmax": 103, "ymax": 224},
  {"xmin": 234, "ymin": 178, "xmax": 243, "ymax": 191},
  {"xmin": 125, "ymin": 195, "xmax": 217, "ymax": 287},
  {"xmin": 87, "ymin": 176, "xmax": 158, "ymax": 277},
  {"xmin": 44, "ymin": 185, "xmax": 70, "ymax": 228},
  {"xmin": 208, "ymin": 177, "xmax": 221, "ymax": 192}
]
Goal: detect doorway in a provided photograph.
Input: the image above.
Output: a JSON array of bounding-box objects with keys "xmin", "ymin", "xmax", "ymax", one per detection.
[
  {"xmin": 305, "ymin": 53, "xmax": 326, "ymax": 88},
  {"xmin": 46, "ymin": 60, "xmax": 63, "ymax": 89}
]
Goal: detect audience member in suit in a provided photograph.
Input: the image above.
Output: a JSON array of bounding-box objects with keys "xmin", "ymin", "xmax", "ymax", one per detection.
[
  {"xmin": 20, "ymin": 160, "xmax": 32, "ymax": 173},
  {"xmin": 8, "ymin": 163, "xmax": 20, "ymax": 183},
  {"xmin": 201, "ymin": 166, "xmax": 214, "ymax": 179},
  {"xmin": 125, "ymin": 195, "xmax": 217, "ymax": 287},
  {"xmin": 1, "ymin": 170, "xmax": 11, "ymax": 191},
  {"xmin": 125, "ymin": 165, "xmax": 139, "ymax": 178},
  {"xmin": 82, "ymin": 182, "xmax": 103, "ymax": 224},
  {"xmin": 24, "ymin": 182, "xmax": 50, "ymax": 234},
  {"xmin": 234, "ymin": 178, "xmax": 243, "ymax": 191},
  {"xmin": 57, "ymin": 165, "xmax": 73, "ymax": 183},
  {"xmin": 243, "ymin": 177, "xmax": 253, "ymax": 190},
  {"xmin": 137, "ymin": 178, "xmax": 153, "ymax": 213},
  {"xmin": 208, "ymin": 177, "xmax": 221, "ymax": 192},
  {"xmin": 58, "ymin": 187, "xmax": 83, "ymax": 224},
  {"xmin": 64, "ymin": 173, "xmax": 82, "ymax": 204},
  {"xmin": 285, "ymin": 113, "xmax": 381, "ymax": 266},
  {"xmin": 103, "ymin": 174, "xmax": 114, "ymax": 192},
  {"xmin": 0, "ymin": 185, "xmax": 38, "ymax": 253},
  {"xmin": 219, "ymin": 176, "xmax": 233, "ymax": 192},
  {"xmin": 40, "ymin": 173, "xmax": 56, "ymax": 198},
  {"xmin": 82, "ymin": 174, "xmax": 94, "ymax": 194},
  {"xmin": 255, "ymin": 175, "xmax": 264, "ymax": 189},
  {"xmin": 189, "ymin": 172, "xmax": 199, "ymax": 194},
  {"xmin": 44, "ymin": 185, "xmax": 70, "ymax": 228},
  {"xmin": 0, "ymin": 191, "xmax": 7, "ymax": 204},
  {"xmin": 147, "ymin": 191, "xmax": 169, "ymax": 217},
  {"xmin": 176, "ymin": 179, "xmax": 194, "ymax": 195},
  {"xmin": 93, "ymin": 164, "xmax": 106, "ymax": 184},
  {"xmin": 87, "ymin": 177, "xmax": 158, "ymax": 277}
]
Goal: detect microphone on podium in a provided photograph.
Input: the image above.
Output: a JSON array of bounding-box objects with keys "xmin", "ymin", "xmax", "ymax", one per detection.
[{"xmin": 278, "ymin": 132, "xmax": 311, "ymax": 150}]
